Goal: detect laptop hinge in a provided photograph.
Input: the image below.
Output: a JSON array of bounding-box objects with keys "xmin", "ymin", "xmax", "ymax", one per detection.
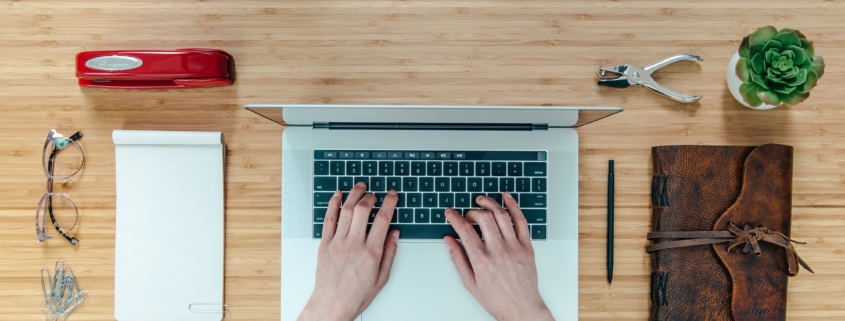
[{"xmin": 312, "ymin": 122, "xmax": 548, "ymax": 131}]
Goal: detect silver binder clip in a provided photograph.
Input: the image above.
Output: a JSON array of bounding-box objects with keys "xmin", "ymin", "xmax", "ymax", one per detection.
[{"xmin": 597, "ymin": 53, "xmax": 703, "ymax": 103}]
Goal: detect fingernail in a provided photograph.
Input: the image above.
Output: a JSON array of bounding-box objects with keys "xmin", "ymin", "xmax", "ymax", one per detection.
[
  {"xmin": 356, "ymin": 181, "xmax": 367, "ymax": 187},
  {"xmin": 505, "ymin": 191, "xmax": 514, "ymax": 199},
  {"xmin": 393, "ymin": 231, "xmax": 400, "ymax": 241},
  {"xmin": 389, "ymin": 189, "xmax": 397, "ymax": 195},
  {"xmin": 334, "ymin": 190, "xmax": 341, "ymax": 196}
]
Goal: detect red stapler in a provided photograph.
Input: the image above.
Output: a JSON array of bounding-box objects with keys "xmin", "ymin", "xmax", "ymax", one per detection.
[{"xmin": 75, "ymin": 48, "xmax": 235, "ymax": 89}]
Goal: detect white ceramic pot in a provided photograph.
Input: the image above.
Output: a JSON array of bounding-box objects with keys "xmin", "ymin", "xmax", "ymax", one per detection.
[{"xmin": 726, "ymin": 52, "xmax": 780, "ymax": 110}]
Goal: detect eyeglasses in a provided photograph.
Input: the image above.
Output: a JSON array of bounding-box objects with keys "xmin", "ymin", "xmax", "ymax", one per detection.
[{"xmin": 36, "ymin": 129, "xmax": 84, "ymax": 245}]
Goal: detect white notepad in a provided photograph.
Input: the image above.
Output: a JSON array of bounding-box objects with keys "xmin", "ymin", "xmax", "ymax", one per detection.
[{"xmin": 113, "ymin": 130, "xmax": 225, "ymax": 321}]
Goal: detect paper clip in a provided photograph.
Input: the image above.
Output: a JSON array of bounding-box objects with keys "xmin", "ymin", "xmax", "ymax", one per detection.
[{"xmin": 40, "ymin": 260, "xmax": 87, "ymax": 321}]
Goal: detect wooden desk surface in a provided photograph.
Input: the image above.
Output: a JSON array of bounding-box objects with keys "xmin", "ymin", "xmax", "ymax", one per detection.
[{"xmin": 2, "ymin": 1, "xmax": 844, "ymax": 320}]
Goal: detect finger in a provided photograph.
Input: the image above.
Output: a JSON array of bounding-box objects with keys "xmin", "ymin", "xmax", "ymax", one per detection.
[
  {"xmin": 336, "ymin": 182, "xmax": 368, "ymax": 238},
  {"xmin": 444, "ymin": 235, "xmax": 477, "ymax": 295},
  {"xmin": 445, "ymin": 208, "xmax": 483, "ymax": 252},
  {"xmin": 465, "ymin": 208, "xmax": 503, "ymax": 244},
  {"xmin": 376, "ymin": 229, "xmax": 401, "ymax": 288},
  {"xmin": 504, "ymin": 191, "xmax": 531, "ymax": 245},
  {"xmin": 320, "ymin": 190, "xmax": 342, "ymax": 244},
  {"xmin": 367, "ymin": 190, "xmax": 398, "ymax": 250},
  {"xmin": 475, "ymin": 195, "xmax": 517, "ymax": 243},
  {"xmin": 348, "ymin": 193, "xmax": 377, "ymax": 239}
]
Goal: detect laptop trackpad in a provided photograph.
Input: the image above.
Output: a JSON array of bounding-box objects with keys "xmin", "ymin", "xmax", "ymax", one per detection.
[{"xmin": 362, "ymin": 242, "xmax": 489, "ymax": 321}]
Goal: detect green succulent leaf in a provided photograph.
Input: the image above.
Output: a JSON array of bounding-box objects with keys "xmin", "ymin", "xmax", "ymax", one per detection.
[
  {"xmin": 740, "ymin": 82, "xmax": 763, "ymax": 107},
  {"xmin": 765, "ymin": 50, "xmax": 776, "ymax": 64},
  {"xmin": 750, "ymin": 53, "xmax": 765, "ymax": 74},
  {"xmin": 772, "ymin": 84, "xmax": 796, "ymax": 95},
  {"xmin": 811, "ymin": 54, "xmax": 825, "ymax": 78},
  {"xmin": 774, "ymin": 30, "xmax": 801, "ymax": 48},
  {"xmin": 762, "ymin": 40, "xmax": 783, "ymax": 54},
  {"xmin": 736, "ymin": 57, "xmax": 751, "ymax": 83},
  {"xmin": 787, "ymin": 68, "xmax": 808, "ymax": 87},
  {"xmin": 757, "ymin": 88, "xmax": 782, "ymax": 106},
  {"xmin": 800, "ymin": 39, "xmax": 814, "ymax": 58},
  {"xmin": 739, "ymin": 36, "xmax": 751, "ymax": 58},
  {"xmin": 749, "ymin": 26, "xmax": 778, "ymax": 47},
  {"xmin": 798, "ymin": 69, "xmax": 819, "ymax": 93},
  {"xmin": 781, "ymin": 91, "xmax": 810, "ymax": 106},
  {"xmin": 789, "ymin": 45, "xmax": 806, "ymax": 65},
  {"xmin": 751, "ymin": 71, "xmax": 770, "ymax": 89}
]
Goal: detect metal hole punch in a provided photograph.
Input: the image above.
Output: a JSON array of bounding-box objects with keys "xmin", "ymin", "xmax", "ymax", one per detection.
[{"xmin": 597, "ymin": 53, "xmax": 703, "ymax": 103}]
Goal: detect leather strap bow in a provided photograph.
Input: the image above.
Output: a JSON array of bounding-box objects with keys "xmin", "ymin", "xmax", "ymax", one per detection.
[{"xmin": 647, "ymin": 223, "xmax": 813, "ymax": 276}]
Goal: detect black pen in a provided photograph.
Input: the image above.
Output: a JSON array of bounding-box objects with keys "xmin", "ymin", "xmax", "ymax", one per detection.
[{"xmin": 608, "ymin": 160, "xmax": 614, "ymax": 284}]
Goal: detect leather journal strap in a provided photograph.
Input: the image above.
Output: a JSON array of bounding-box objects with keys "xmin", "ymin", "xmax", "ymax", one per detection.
[{"xmin": 647, "ymin": 222, "xmax": 813, "ymax": 276}]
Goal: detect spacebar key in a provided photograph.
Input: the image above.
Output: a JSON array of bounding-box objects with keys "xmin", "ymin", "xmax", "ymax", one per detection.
[{"xmin": 388, "ymin": 224, "xmax": 481, "ymax": 239}]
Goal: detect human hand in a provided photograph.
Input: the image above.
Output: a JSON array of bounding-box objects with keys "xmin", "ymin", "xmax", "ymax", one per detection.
[
  {"xmin": 298, "ymin": 182, "xmax": 401, "ymax": 321},
  {"xmin": 444, "ymin": 192, "xmax": 554, "ymax": 321}
]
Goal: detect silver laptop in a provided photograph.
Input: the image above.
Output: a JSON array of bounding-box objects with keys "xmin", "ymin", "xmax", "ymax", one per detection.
[{"xmin": 244, "ymin": 104, "xmax": 622, "ymax": 321}]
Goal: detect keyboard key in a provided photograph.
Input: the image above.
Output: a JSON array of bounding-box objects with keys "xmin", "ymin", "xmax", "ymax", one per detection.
[
  {"xmin": 314, "ymin": 177, "xmax": 337, "ymax": 191},
  {"xmin": 492, "ymin": 162, "xmax": 507, "ymax": 176},
  {"xmin": 314, "ymin": 224, "xmax": 323, "ymax": 238},
  {"xmin": 407, "ymin": 193, "xmax": 422, "ymax": 207},
  {"xmin": 419, "ymin": 177, "xmax": 434, "ymax": 192},
  {"xmin": 415, "ymin": 209, "xmax": 430, "ymax": 223},
  {"xmin": 487, "ymin": 193, "xmax": 502, "ymax": 205},
  {"xmin": 483, "ymin": 178, "xmax": 498, "ymax": 192},
  {"xmin": 531, "ymin": 225, "xmax": 547, "ymax": 240},
  {"xmin": 435, "ymin": 178, "xmax": 450, "ymax": 192},
  {"xmin": 423, "ymin": 193, "xmax": 438, "ymax": 207},
  {"xmin": 369, "ymin": 209, "xmax": 378, "ymax": 222},
  {"xmin": 314, "ymin": 208, "xmax": 327, "ymax": 222},
  {"xmin": 443, "ymin": 162, "xmax": 458, "ymax": 176},
  {"xmin": 412, "ymin": 161, "xmax": 426, "ymax": 175},
  {"xmin": 340, "ymin": 151, "xmax": 354, "ymax": 159},
  {"xmin": 346, "ymin": 161, "xmax": 361, "ymax": 175},
  {"xmin": 516, "ymin": 178, "xmax": 530, "ymax": 192},
  {"xmin": 386, "ymin": 177, "xmax": 402, "ymax": 191},
  {"xmin": 405, "ymin": 152, "xmax": 419, "ymax": 159},
  {"xmin": 437, "ymin": 152, "xmax": 451, "ymax": 159},
  {"xmin": 455, "ymin": 193, "xmax": 471, "ymax": 207},
  {"xmin": 398, "ymin": 209, "xmax": 414, "ymax": 223},
  {"xmin": 470, "ymin": 193, "xmax": 485, "ymax": 207},
  {"xmin": 373, "ymin": 152, "xmax": 387, "ymax": 159},
  {"xmin": 330, "ymin": 161, "xmax": 345, "ymax": 175},
  {"xmin": 522, "ymin": 209, "xmax": 546, "ymax": 223},
  {"xmin": 395, "ymin": 193, "xmax": 405, "ymax": 207},
  {"xmin": 370, "ymin": 177, "xmax": 386, "ymax": 191},
  {"xmin": 439, "ymin": 193, "xmax": 454, "ymax": 207},
  {"xmin": 454, "ymin": 152, "xmax": 466, "ymax": 159},
  {"xmin": 508, "ymin": 162, "xmax": 523, "ymax": 176},
  {"xmin": 427, "ymin": 161, "xmax": 442, "ymax": 176},
  {"xmin": 379, "ymin": 161, "xmax": 394, "ymax": 175},
  {"xmin": 421, "ymin": 152, "xmax": 435, "ymax": 159},
  {"xmin": 431, "ymin": 209, "xmax": 446, "ymax": 223},
  {"xmin": 338, "ymin": 177, "xmax": 354, "ymax": 191},
  {"xmin": 403, "ymin": 177, "xmax": 418, "ymax": 191},
  {"xmin": 451, "ymin": 177, "xmax": 466, "ymax": 192},
  {"xmin": 323, "ymin": 151, "xmax": 337, "ymax": 159},
  {"xmin": 520, "ymin": 194, "xmax": 547, "ymax": 208},
  {"xmin": 354, "ymin": 177, "xmax": 369, "ymax": 188},
  {"xmin": 388, "ymin": 152, "xmax": 403, "ymax": 159},
  {"xmin": 459, "ymin": 162, "xmax": 474, "ymax": 176},
  {"xmin": 314, "ymin": 161, "xmax": 329, "ymax": 175},
  {"xmin": 395, "ymin": 161, "xmax": 409, "ymax": 176},
  {"xmin": 342, "ymin": 192, "xmax": 349, "ymax": 204},
  {"xmin": 363, "ymin": 161, "xmax": 378, "ymax": 175},
  {"xmin": 532, "ymin": 178, "xmax": 547, "ymax": 192},
  {"xmin": 476, "ymin": 162, "xmax": 490, "ymax": 176},
  {"xmin": 467, "ymin": 177, "xmax": 483, "ymax": 192},
  {"xmin": 388, "ymin": 224, "xmax": 481, "ymax": 239},
  {"xmin": 314, "ymin": 192, "xmax": 334, "ymax": 206},
  {"xmin": 500, "ymin": 178, "xmax": 514, "ymax": 192},
  {"xmin": 356, "ymin": 152, "xmax": 370, "ymax": 159},
  {"xmin": 374, "ymin": 193, "xmax": 387, "ymax": 207},
  {"xmin": 524, "ymin": 162, "xmax": 547, "ymax": 176}
]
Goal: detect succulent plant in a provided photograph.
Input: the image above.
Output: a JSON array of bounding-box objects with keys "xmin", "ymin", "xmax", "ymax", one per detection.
[{"xmin": 736, "ymin": 26, "xmax": 825, "ymax": 107}]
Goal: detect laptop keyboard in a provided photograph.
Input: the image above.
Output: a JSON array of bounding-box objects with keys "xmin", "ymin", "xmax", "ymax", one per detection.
[{"xmin": 312, "ymin": 150, "xmax": 548, "ymax": 240}]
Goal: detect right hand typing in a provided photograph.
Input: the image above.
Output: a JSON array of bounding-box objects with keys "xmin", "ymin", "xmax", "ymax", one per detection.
[{"xmin": 444, "ymin": 192, "xmax": 555, "ymax": 321}]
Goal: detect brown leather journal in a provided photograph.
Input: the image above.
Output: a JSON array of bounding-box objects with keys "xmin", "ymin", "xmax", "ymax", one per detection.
[{"xmin": 647, "ymin": 144, "xmax": 812, "ymax": 321}]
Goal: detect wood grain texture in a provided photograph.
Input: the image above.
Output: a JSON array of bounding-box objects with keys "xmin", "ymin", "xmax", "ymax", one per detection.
[{"xmin": 1, "ymin": 1, "xmax": 844, "ymax": 320}]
